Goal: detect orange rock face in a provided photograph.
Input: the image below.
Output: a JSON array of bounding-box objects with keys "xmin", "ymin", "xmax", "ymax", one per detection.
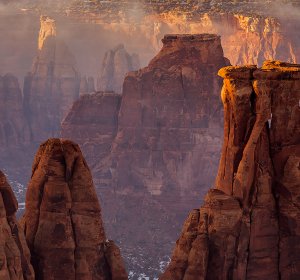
[
  {"xmin": 161, "ymin": 61, "xmax": 300, "ymax": 280},
  {"xmin": 0, "ymin": 171, "xmax": 34, "ymax": 280},
  {"xmin": 22, "ymin": 139, "xmax": 127, "ymax": 280}
]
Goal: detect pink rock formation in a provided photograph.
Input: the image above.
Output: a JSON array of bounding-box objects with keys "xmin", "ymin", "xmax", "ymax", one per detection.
[
  {"xmin": 23, "ymin": 16, "xmax": 80, "ymax": 143},
  {"xmin": 22, "ymin": 138, "xmax": 127, "ymax": 279},
  {"xmin": 98, "ymin": 44, "xmax": 140, "ymax": 94},
  {"xmin": 161, "ymin": 61, "xmax": 300, "ymax": 280},
  {"xmin": 0, "ymin": 171, "xmax": 34, "ymax": 280}
]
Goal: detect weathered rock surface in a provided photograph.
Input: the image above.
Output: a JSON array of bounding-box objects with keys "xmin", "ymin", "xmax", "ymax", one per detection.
[
  {"xmin": 0, "ymin": 74, "xmax": 30, "ymax": 150},
  {"xmin": 161, "ymin": 61, "xmax": 300, "ymax": 280},
  {"xmin": 0, "ymin": 171, "xmax": 34, "ymax": 280},
  {"xmin": 22, "ymin": 138, "xmax": 127, "ymax": 279},
  {"xmin": 62, "ymin": 33, "xmax": 229, "ymax": 276},
  {"xmin": 153, "ymin": 13, "xmax": 300, "ymax": 66},
  {"xmin": 62, "ymin": 92, "xmax": 121, "ymax": 182},
  {"xmin": 23, "ymin": 16, "xmax": 80, "ymax": 143},
  {"xmin": 97, "ymin": 44, "xmax": 140, "ymax": 94},
  {"xmin": 113, "ymin": 33, "xmax": 228, "ymax": 205}
]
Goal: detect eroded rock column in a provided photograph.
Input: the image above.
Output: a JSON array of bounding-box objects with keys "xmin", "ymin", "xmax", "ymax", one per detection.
[
  {"xmin": 161, "ymin": 61, "xmax": 300, "ymax": 280},
  {"xmin": 23, "ymin": 138, "xmax": 127, "ymax": 280}
]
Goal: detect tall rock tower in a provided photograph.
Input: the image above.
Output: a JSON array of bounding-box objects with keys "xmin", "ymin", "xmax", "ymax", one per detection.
[
  {"xmin": 62, "ymin": 33, "xmax": 230, "ymax": 275},
  {"xmin": 23, "ymin": 16, "xmax": 80, "ymax": 143},
  {"xmin": 98, "ymin": 44, "xmax": 140, "ymax": 94},
  {"xmin": 23, "ymin": 138, "xmax": 128, "ymax": 279},
  {"xmin": 161, "ymin": 61, "xmax": 300, "ymax": 280}
]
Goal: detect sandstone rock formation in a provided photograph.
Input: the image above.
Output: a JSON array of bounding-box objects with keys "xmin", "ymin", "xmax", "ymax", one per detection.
[
  {"xmin": 148, "ymin": 13, "xmax": 299, "ymax": 66},
  {"xmin": 161, "ymin": 61, "xmax": 300, "ymax": 280},
  {"xmin": 97, "ymin": 44, "xmax": 140, "ymax": 94},
  {"xmin": 62, "ymin": 92, "xmax": 121, "ymax": 182},
  {"xmin": 22, "ymin": 138, "xmax": 127, "ymax": 279},
  {"xmin": 62, "ymin": 33, "xmax": 229, "ymax": 276},
  {"xmin": 113, "ymin": 33, "xmax": 228, "ymax": 203},
  {"xmin": 23, "ymin": 16, "xmax": 80, "ymax": 143},
  {"xmin": 0, "ymin": 171, "xmax": 34, "ymax": 280},
  {"xmin": 0, "ymin": 74, "xmax": 30, "ymax": 150}
]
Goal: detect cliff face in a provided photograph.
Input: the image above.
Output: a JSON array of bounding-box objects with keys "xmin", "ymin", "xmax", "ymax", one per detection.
[
  {"xmin": 62, "ymin": 92, "xmax": 121, "ymax": 182},
  {"xmin": 97, "ymin": 44, "xmax": 140, "ymax": 94},
  {"xmin": 114, "ymin": 33, "xmax": 228, "ymax": 200},
  {"xmin": 0, "ymin": 74, "xmax": 30, "ymax": 150},
  {"xmin": 213, "ymin": 14, "xmax": 298, "ymax": 66},
  {"xmin": 62, "ymin": 33, "xmax": 229, "ymax": 276},
  {"xmin": 161, "ymin": 61, "xmax": 300, "ymax": 280},
  {"xmin": 22, "ymin": 138, "xmax": 127, "ymax": 279},
  {"xmin": 23, "ymin": 16, "xmax": 80, "ymax": 143},
  {"xmin": 103, "ymin": 12, "xmax": 299, "ymax": 67},
  {"xmin": 0, "ymin": 171, "xmax": 34, "ymax": 280}
]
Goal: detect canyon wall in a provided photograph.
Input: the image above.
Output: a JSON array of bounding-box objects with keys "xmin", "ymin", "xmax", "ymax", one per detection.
[
  {"xmin": 23, "ymin": 16, "xmax": 80, "ymax": 143},
  {"xmin": 161, "ymin": 61, "xmax": 300, "ymax": 280},
  {"xmin": 2, "ymin": 9, "xmax": 300, "ymax": 80},
  {"xmin": 0, "ymin": 171, "xmax": 34, "ymax": 280},
  {"xmin": 62, "ymin": 33, "xmax": 229, "ymax": 276},
  {"xmin": 148, "ymin": 13, "xmax": 299, "ymax": 66},
  {"xmin": 23, "ymin": 138, "xmax": 128, "ymax": 279},
  {"xmin": 98, "ymin": 44, "xmax": 140, "ymax": 94}
]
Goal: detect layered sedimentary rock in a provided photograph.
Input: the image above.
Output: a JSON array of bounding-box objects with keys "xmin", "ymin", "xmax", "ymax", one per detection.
[
  {"xmin": 22, "ymin": 138, "xmax": 127, "ymax": 279},
  {"xmin": 0, "ymin": 171, "xmax": 34, "ymax": 280},
  {"xmin": 147, "ymin": 13, "xmax": 300, "ymax": 66},
  {"xmin": 0, "ymin": 74, "xmax": 30, "ymax": 150},
  {"xmin": 62, "ymin": 33, "xmax": 229, "ymax": 275},
  {"xmin": 161, "ymin": 61, "xmax": 300, "ymax": 280},
  {"xmin": 98, "ymin": 44, "xmax": 140, "ymax": 94},
  {"xmin": 23, "ymin": 16, "xmax": 80, "ymax": 143},
  {"xmin": 113, "ymin": 33, "xmax": 228, "ymax": 208}
]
